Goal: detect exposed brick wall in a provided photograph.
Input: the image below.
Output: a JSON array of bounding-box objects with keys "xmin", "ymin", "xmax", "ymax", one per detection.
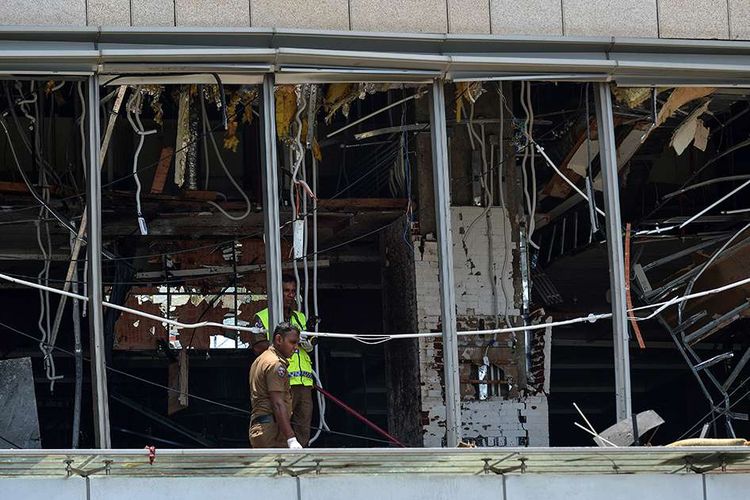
[
  {"xmin": 415, "ymin": 206, "xmax": 549, "ymax": 447},
  {"xmin": 462, "ymin": 396, "xmax": 549, "ymax": 447}
]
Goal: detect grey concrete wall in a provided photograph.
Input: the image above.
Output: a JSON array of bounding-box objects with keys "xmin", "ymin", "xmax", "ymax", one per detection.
[{"xmin": 0, "ymin": 0, "xmax": 746, "ymax": 40}]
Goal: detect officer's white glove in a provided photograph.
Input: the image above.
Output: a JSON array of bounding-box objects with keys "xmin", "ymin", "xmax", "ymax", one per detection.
[
  {"xmin": 287, "ymin": 437, "xmax": 303, "ymax": 449},
  {"xmin": 299, "ymin": 333, "xmax": 314, "ymax": 353}
]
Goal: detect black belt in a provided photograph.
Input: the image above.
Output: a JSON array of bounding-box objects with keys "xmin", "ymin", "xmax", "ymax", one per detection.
[{"xmin": 251, "ymin": 414, "xmax": 275, "ymax": 425}]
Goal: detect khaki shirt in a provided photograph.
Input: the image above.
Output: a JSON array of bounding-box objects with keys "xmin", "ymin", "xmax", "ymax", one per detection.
[{"xmin": 249, "ymin": 346, "xmax": 292, "ymax": 421}]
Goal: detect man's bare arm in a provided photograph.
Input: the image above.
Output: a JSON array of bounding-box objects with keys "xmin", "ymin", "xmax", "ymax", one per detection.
[{"xmin": 269, "ymin": 391, "xmax": 294, "ymax": 439}]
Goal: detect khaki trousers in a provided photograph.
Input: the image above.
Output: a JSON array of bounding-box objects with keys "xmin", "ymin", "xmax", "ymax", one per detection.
[
  {"xmin": 291, "ymin": 385, "xmax": 313, "ymax": 446},
  {"xmin": 249, "ymin": 422, "xmax": 287, "ymax": 448}
]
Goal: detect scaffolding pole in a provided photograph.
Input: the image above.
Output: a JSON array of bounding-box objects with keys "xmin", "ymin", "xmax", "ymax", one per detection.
[
  {"xmin": 260, "ymin": 74, "xmax": 284, "ymax": 329},
  {"xmin": 86, "ymin": 75, "xmax": 111, "ymax": 448},
  {"xmin": 594, "ymin": 82, "xmax": 633, "ymax": 421},
  {"xmin": 429, "ymin": 79, "xmax": 461, "ymax": 446}
]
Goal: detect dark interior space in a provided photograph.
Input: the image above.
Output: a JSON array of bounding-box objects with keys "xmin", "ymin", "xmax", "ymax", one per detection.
[{"xmin": 1, "ymin": 75, "xmax": 750, "ymax": 450}]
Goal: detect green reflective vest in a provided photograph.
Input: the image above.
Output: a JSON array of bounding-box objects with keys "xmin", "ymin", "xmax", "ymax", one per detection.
[{"xmin": 255, "ymin": 308, "xmax": 313, "ymax": 387}]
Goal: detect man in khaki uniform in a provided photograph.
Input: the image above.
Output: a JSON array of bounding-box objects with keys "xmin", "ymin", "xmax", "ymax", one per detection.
[
  {"xmin": 253, "ymin": 275, "xmax": 315, "ymax": 446},
  {"xmin": 248, "ymin": 322, "xmax": 303, "ymax": 449}
]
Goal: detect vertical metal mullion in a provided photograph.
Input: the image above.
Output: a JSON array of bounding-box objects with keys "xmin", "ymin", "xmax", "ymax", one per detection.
[
  {"xmin": 594, "ymin": 82, "xmax": 632, "ymax": 421},
  {"xmin": 86, "ymin": 75, "xmax": 111, "ymax": 448},
  {"xmin": 429, "ymin": 79, "xmax": 461, "ymax": 447},
  {"xmin": 260, "ymin": 74, "xmax": 283, "ymax": 329}
]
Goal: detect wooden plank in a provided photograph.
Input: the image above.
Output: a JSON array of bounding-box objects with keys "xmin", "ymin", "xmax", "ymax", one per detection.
[
  {"xmin": 150, "ymin": 146, "xmax": 174, "ymax": 194},
  {"xmin": 540, "ymin": 123, "xmax": 592, "ymax": 200},
  {"xmin": 317, "ymin": 198, "xmax": 408, "ymax": 211},
  {"xmin": 0, "ymin": 181, "xmax": 63, "ymax": 195}
]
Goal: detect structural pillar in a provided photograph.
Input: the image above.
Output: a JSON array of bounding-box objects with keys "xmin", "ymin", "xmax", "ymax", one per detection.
[
  {"xmin": 429, "ymin": 79, "xmax": 461, "ymax": 446},
  {"xmin": 594, "ymin": 82, "xmax": 632, "ymax": 420},
  {"xmin": 260, "ymin": 74, "xmax": 284, "ymax": 329},
  {"xmin": 86, "ymin": 75, "xmax": 111, "ymax": 448}
]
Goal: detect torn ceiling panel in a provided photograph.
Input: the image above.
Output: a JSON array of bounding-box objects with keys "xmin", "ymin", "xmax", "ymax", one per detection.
[
  {"xmin": 670, "ymin": 101, "xmax": 711, "ymax": 156},
  {"xmin": 656, "ymin": 87, "xmax": 715, "ymax": 127}
]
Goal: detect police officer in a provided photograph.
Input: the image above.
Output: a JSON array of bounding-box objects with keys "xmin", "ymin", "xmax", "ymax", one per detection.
[
  {"xmin": 254, "ymin": 274, "xmax": 315, "ymax": 447},
  {"xmin": 248, "ymin": 322, "xmax": 303, "ymax": 449}
]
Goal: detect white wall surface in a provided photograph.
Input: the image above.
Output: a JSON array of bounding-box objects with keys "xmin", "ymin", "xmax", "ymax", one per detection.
[{"xmin": 1, "ymin": 473, "xmax": 748, "ymax": 500}]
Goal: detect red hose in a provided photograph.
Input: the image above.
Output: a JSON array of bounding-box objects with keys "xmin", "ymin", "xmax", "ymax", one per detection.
[{"xmin": 314, "ymin": 385, "xmax": 406, "ymax": 448}]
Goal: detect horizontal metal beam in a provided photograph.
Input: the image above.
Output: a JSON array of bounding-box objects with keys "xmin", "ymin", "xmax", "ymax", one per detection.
[
  {"xmin": 724, "ymin": 347, "xmax": 750, "ymax": 391},
  {"xmin": 684, "ymin": 301, "xmax": 750, "ymax": 345},
  {"xmin": 5, "ymin": 30, "xmax": 750, "ymax": 83}
]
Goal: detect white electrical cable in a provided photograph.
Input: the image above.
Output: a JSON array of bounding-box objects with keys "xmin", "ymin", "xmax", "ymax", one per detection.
[
  {"xmin": 518, "ymin": 82, "xmax": 541, "ymax": 250},
  {"xmin": 29, "ymin": 88, "xmax": 62, "ymax": 390},
  {"xmin": 201, "ymin": 91, "xmax": 211, "ymax": 190},
  {"xmin": 633, "ymin": 225, "xmax": 678, "ymax": 236},
  {"xmin": 463, "ymin": 105, "xmax": 503, "ymax": 334},
  {"xmin": 76, "ymin": 82, "xmax": 87, "ymax": 182},
  {"xmin": 723, "ymin": 207, "xmax": 750, "ymax": 215},
  {"xmin": 35, "ymin": 208, "xmax": 51, "ymax": 385},
  {"xmin": 527, "ymin": 82, "xmax": 538, "ymax": 246},
  {"xmin": 290, "ymin": 92, "xmax": 307, "ymax": 313},
  {"xmin": 679, "ymin": 177, "xmax": 750, "ymax": 229},
  {"xmin": 519, "ymin": 82, "xmax": 531, "ymax": 224},
  {"xmin": 534, "ymin": 142, "xmax": 607, "ymax": 218},
  {"xmin": 497, "ymin": 86, "xmax": 512, "ymax": 328},
  {"xmin": 201, "ymin": 97, "xmax": 252, "ymax": 221},
  {"xmin": 15, "ymin": 80, "xmax": 37, "ymax": 125},
  {"xmin": 494, "ymin": 85, "xmax": 605, "ymax": 222},
  {"xmin": 628, "ymin": 274, "xmax": 750, "ymax": 321},
  {"xmin": 126, "ymin": 93, "xmax": 157, "ymax": 235},
  {"xmin": 5, "ymin": 271, "xmax": 750, "ymax": 344},
  {"xmin": 309, "ymin": 153, "xmax": 328, "ymax": 446},
  {"xmin": 49, "ymin": 81, "xmax": 65, "ymax": 93},
  {"xmin": 301, "ymin": 108, "xmax": 310, "ymax": 318},
  {"xmin": 462, "ymin": 102, "xmax": 493, "ymax": 242}
]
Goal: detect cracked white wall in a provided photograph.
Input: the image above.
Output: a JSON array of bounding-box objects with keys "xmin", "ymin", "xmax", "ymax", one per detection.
[{"xmin": 415, "ymin": 207, "xmax": 549, "ymax": 447}]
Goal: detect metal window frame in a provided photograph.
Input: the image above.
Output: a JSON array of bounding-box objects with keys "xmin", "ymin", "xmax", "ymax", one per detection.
[
  {"xmin": 86, "ymin": 74, "xmax": 111, "ymax": 448},
  {"xmin": 429, "ymin": 80, "xmax": 461, "ymax": 447},
  {"xmin": 594, "ymin": 82, "xmax": 632, "ymax": 421},
  {"xmin": 260, "ymin": 73, "xmax": 284, "ymax": 330}
]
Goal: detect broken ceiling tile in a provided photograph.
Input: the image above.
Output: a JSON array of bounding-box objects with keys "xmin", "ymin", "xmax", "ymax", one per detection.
[
  {"xmin": 670, "ymin": 101, "xmax": 711, "ymax": 155},
  {"xmin": 694, "ymin": 120, "xmax": 710, "ymax": 151},
  {"xmin": 657, "ymin": 87, "xmax": 715, "ymax": 126}
]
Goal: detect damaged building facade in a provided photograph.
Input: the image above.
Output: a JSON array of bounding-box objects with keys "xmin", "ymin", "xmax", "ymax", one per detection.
[{"xmin": 0, "ymin": 2, "xmax": 750, "ymax": 486}]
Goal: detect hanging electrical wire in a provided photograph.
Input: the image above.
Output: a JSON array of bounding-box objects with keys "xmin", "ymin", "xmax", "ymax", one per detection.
[
  {"xmin": 126, "ymin": 91, "xmax": 156, "ymax": 235},
  {"xmin": 526, "ymin": 81, "xmax": 539, "ymax": 248},
  {"xmin": 497, "ymin": 85, "xmax": 512, "ymax": 329},
  {"xmin": 5, "ymin": 265, "xmax": 750, "ymax": 347},
  {"xmin": 22, "ymin": 84, "xmax": 63, "ymax": 391},
  {"xmin": 200, "ymin": 96, "xmax": 252, "ymax": 221},
  {"xmin": 517, "ymin": 82, "xmax": 540, "ymax": 250}
]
